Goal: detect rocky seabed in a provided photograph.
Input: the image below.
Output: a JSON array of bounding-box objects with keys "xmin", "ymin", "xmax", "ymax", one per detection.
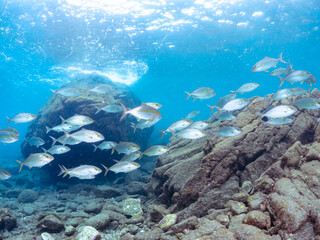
[{"xmin": 2, "ymin": 90, "xmax": 320, "ymax": 239}]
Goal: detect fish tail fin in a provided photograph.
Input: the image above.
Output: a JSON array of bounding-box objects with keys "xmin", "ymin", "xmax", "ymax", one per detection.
[
  {"xmin": 45, "ymin": 126, "xmax": 51, "ymax": 134},
  {"xmin": 61, "ymin": 130, "xmax": 70, "ymax": 143},
  {"xmin": 41, "ymin": 147, "xmax": 47, "ymax": 153},
  {"xmin": 279, "ymin": 52, "xmax": 286, "ymax": 63},
  {"xmin": 192, "ymin": 96, "xmax": 197, "ymax": 102},
  {"xmin": 59, "ymin": 115, "xmax": 65, "ymax": 124},
  {"xmin": 16, "ymin": 160, "xmax": 23, "ymax": 173},
  {"xmin": 207, "ymin": 104, "xmax": 216, "ymax": 113},
  {"xmin": 94, "ymin": 106, "xmax": 101, "ymax": 114},
  {"xmin": 58, "ymin": 165, "xmax": 69, "ymax": 177},
  {"xmin": 50, "ymin": 89, "xmax": 57, "ymax": 96},
  {"xmin": 307, "ymin": 87, "xmax": 312, "ymax": 94},
  {"xmin": 230, "ymin": 90, "xmax": 236, "ymax": 95},
  {"xmin": 93, "ymin": 144, "xmax": 98, "ymax": 152},
  {"xmin": 6, "ymin": 116, "xmax": 11, "ymax": 125},
  {"xmin": 169, "ymin": 130, "xmax": 176, "ymax": 140},
  {"xmin": 138, "ymin": 152, "xmax": 143, "ymax": 160},
  {"xmin": 111, "ymin": 147, "xmax": 114, "ymax": 155},
  {"xmin": 120, "ymin": 102, "xmax": 128, "ymax": 121},
  {"xmin": 49, "ymin": 136, "xmax": 57, "ymax": 146},
  {"xmin": 158, "ymin": 130, "xmax": 166, "ymax": 138},
  {"xmin": 278, "ymin": 76, "xmax": 285, "ymax": 87},
  {"xmin": 208, "ymin": 129, "xmax": 216, "ymax": 138},
  {"xmin": 185, "ymin": 91, "xmax": 191, "ymax": 100},
  {"xmin": 132, "ymin": 123, "xmax": 138, "ymax": 133},
  {"xmin": 101, "ymin": 164, "xmax": 109, "ymax": 176}
]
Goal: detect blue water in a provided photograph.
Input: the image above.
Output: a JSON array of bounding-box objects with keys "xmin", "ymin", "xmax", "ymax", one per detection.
[{"xmin": 0, "ymin": 0, "xmax": 319, "ymax": 171}]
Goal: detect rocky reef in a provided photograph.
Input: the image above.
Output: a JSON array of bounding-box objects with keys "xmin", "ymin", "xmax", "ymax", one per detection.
[
  {"xmin": 20, "ymin": 76, "xmax": 152, "ymax": 182},
  {"xmin": 2, "ymin": 89, "xmax": 320, "ymax": 239}
]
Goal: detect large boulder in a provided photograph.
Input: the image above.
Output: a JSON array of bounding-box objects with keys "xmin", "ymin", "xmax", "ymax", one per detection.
[
  {"xmin": 148, "ymin": 89, "xmax": 320, "ymax": 224},
  {"xmin": 20, "ymin": 76, "xmax": 152, "ymax": 182}
]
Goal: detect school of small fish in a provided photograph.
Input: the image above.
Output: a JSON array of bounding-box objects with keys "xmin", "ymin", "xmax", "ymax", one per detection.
[{"xmin": 0, "ymin": 54, "xmax": 317, "ymax": 181}]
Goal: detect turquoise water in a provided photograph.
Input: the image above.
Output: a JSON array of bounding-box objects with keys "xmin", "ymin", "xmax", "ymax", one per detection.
[{"xmin": 0, "ymin": 0, "xmax": 319, "ymax": 175}]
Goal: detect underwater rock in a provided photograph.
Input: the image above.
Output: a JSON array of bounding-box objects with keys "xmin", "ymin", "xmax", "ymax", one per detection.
[
  {"xmin": 0, "ymin": 208, "xmax": 17, "ymax": 231},
  {"xmin": 242, "ymin": 210, "xmax": 271, "ymax": 229},
  {"xmin": 76, "ymin": 226, "xmax": 101, "ymax": 240},
  {"xmin": 85, "ymin": 213, "xmax": 110, "ymax": 230},
  {"xmin": 149, "ymin": 93, "xmax": 320, "ymax": 223},
  {"xmin": 226, "ymin": 200, "xmax": 248, "ymax": 215},
  {"xmin": 122, "ymin": 198, "xmax": 143, "ymax": 216},
  {"xmin": 148, "ymin": 204, "xmax": 169, "ymax": 223},
  {"xmin": 171, "ymin": 216, "xmax": 198, "ymax": 234},
  {"xmin": 247, "ymin": 192, "xmax": 267, "ymax": 210},
  {"xmin": 215, "ymin": 214, "xmax": 230, "ymax": 227},
  {"xmin": 37, "ymin": 214, "xmax": 65, "ymax": 233},
  {"xmin": 20, "ymin": 77, "xmax": 152, "ymax": 182},
  {"xmin": 22, "ymin": 203, "xmax": 36, "ymax": 215},
  {"xmin": 5, "ymin": 189, "xmax": 22, "ymax": 198},
  {"xmin": 65, "ymin": 225, "xmax": 76, "ymax": 236},
  {"xmin": 125, "ymin": 181, "xmax": 147, "ymax": 195},
  {"xmin": 134, "ymin": 227, "xmax": 163, "ymax": 240},
  {"xmin": 41, "ymin": 232, "xmax": 55, "ymax": 240},
  {"xmin": 231, "ymin": 224, "xmax": 280, "ymax": 240},
  {"xmin": 84, "ymin": 201, "xmax": 103, "ymax": 214},
  {"xmin": 18, "ymin": 189, "xmax": 39, "ymax": 203},
  {"xmin": 93, "ymin": 185, "xmax": 123, "ymax": 198},
  {"xmin": 159, "ymin": 214, "xmax": 177, "ymax": 230}
]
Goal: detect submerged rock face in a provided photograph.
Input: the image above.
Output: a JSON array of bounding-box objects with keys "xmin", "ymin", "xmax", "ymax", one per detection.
[
  {"xmin": 20, "ymin": 76, "xmax": 152, "ymax": 182},
  {"xmin": 148, "ymin": 89, "xmax": 320, "ymax": 238}
]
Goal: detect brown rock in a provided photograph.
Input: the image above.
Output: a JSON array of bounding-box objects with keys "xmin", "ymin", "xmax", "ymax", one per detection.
[
  {"xmin": 37, "ymin": 214, "xmax": 65, "ymax": 233},
  {"xmin": 243, "ymin": 210, "xmax": 271, "ymax": 229}
]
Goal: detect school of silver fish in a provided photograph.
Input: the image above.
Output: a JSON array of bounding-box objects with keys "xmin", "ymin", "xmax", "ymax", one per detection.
[{"xmin": 0, "ymin": 54, "xmax": 317, "ymax": 181}]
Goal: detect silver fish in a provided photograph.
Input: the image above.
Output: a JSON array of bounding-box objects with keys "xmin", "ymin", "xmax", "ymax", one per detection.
[
  {"xmin": 144, "ymin": 102, "xmax": 162, "ymax": 109},
  {"xmin": 294, "ymin": 98, "xmax": 320, "ymax": 109},
  {"xmin": 0, "ymin": 130, "xmax": 18, "ymax": 144},
  {"xmin": 0, "ymin": 168, "xmax": 11, "ymax": 180},
  {"xmin": 89, "ymin": 84, "xmax": 114, "ymax": 94},
  {"xmin": 120, "ymin": 103, "xmax": 161, "ymax": 121},
  {"xmin": 120, "ymin": 151, "xmax": 143, "ymax": 161},
  {"xmin": 50, "ymin": 88, "xmax": 82, "ymax": 97},
  {"xmin": 143, "ymin": 145, "xmax": 169, "ymax": 157},
  {"xmin": 58, "ymin": 165, "xmax": 102, "ymax": 179},
  {"xmin": 193, "ymin": 91, "xmax": 216, "ymax": 101},
  {"xmin": 50, "ymin": 135, "xmax": 81, "ymax": 146},
  {"xmin": 132, "ymin": 117, "xmax": 161, "ymax": 132},
  {"xmin": 262, "ymin": 105, "xmax": 297, "ymax": 119},
  {"xmin": 211, "ymin": 126, "xmax": 242, "ymax": 137},
  {"xmin": 112, "ymin": 142, "xmax": 140, "ymax": 155},
  {"xmin": 265, "ymin": 117, "xmax": 293, "ymax": 125},
  {"xmin": 214, "ymin": 94, "xmax": 236, "ymax": 108},
  {"xmin": 3, "ymin": 127, "xmax": 20, "ymax": 136},
  {"xmin": 42, "ymin": 145, "xmax": 70, "ymax": 155},
  {"xmin": 185, "ymin": 111, "xmax": 200, "ymax": 119},
  {"xmin": 65, "ymin": 129, "xmax": 104, "ymax": 143},
  {"xmin": 221, "ymin": 98, "xmax": 250, "ymax": 111},
  {"xmin": 60, "ymin": 115, "xmax": 94, "ymax": 127},
  {"xmin": 231, "ymin": 83, "xmax": 259, "ymax": 94},
  {"xmin": 272, "ymin": 89, "xmax": 293, "ymax": 100},
  {"xmin": 45, "ymin": 123, "xmax": 81, "ymax": 134},
  {"xmin": 188, "ymin": 121, "xmax": 210, "ymax": 130},
  {"xmin": 279, "ymin": 70, "xmax": 314, "ymax": 87},
  {"xmin": 185, "ymin": 87, "xmax": 214, "ymax": 100},
  {"xmin": 93, "ymin": 141, "xmax": 117, "ymax": 152},
  {"xmin": 174, "ymin": 128, "xmax": 206, "ymax": 139},
  {"xmin": 6, "ymin": 113, "xmax": 36, "ymax": 124},
  {"xmin": 28, "ymin": 137, "xmax": 45, "ymax": 148},
  {"xmin": 252, "ymin": 53, "xmax": 286, "ymax": 72},
  {"xmin": 158, "ymin": 119, "xmax": 193, "ymax": 138},
  {"xmin": 95, "ymin": 104, "xmax": 123, "ymax": 114},
  {"xmin": 215, "ymin": 111, "xmax": 236, "ymax": 121},
  {"xmin": 102, "ymin": 161, "xmax": 140, "ymax": 175},
  {"xmin": 289, "ymin": 87, "xmax": 309, "ymax": 96},
  {"xmin": 17, "ymin": 153, "xmax": 54, "ymax": 172}
]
